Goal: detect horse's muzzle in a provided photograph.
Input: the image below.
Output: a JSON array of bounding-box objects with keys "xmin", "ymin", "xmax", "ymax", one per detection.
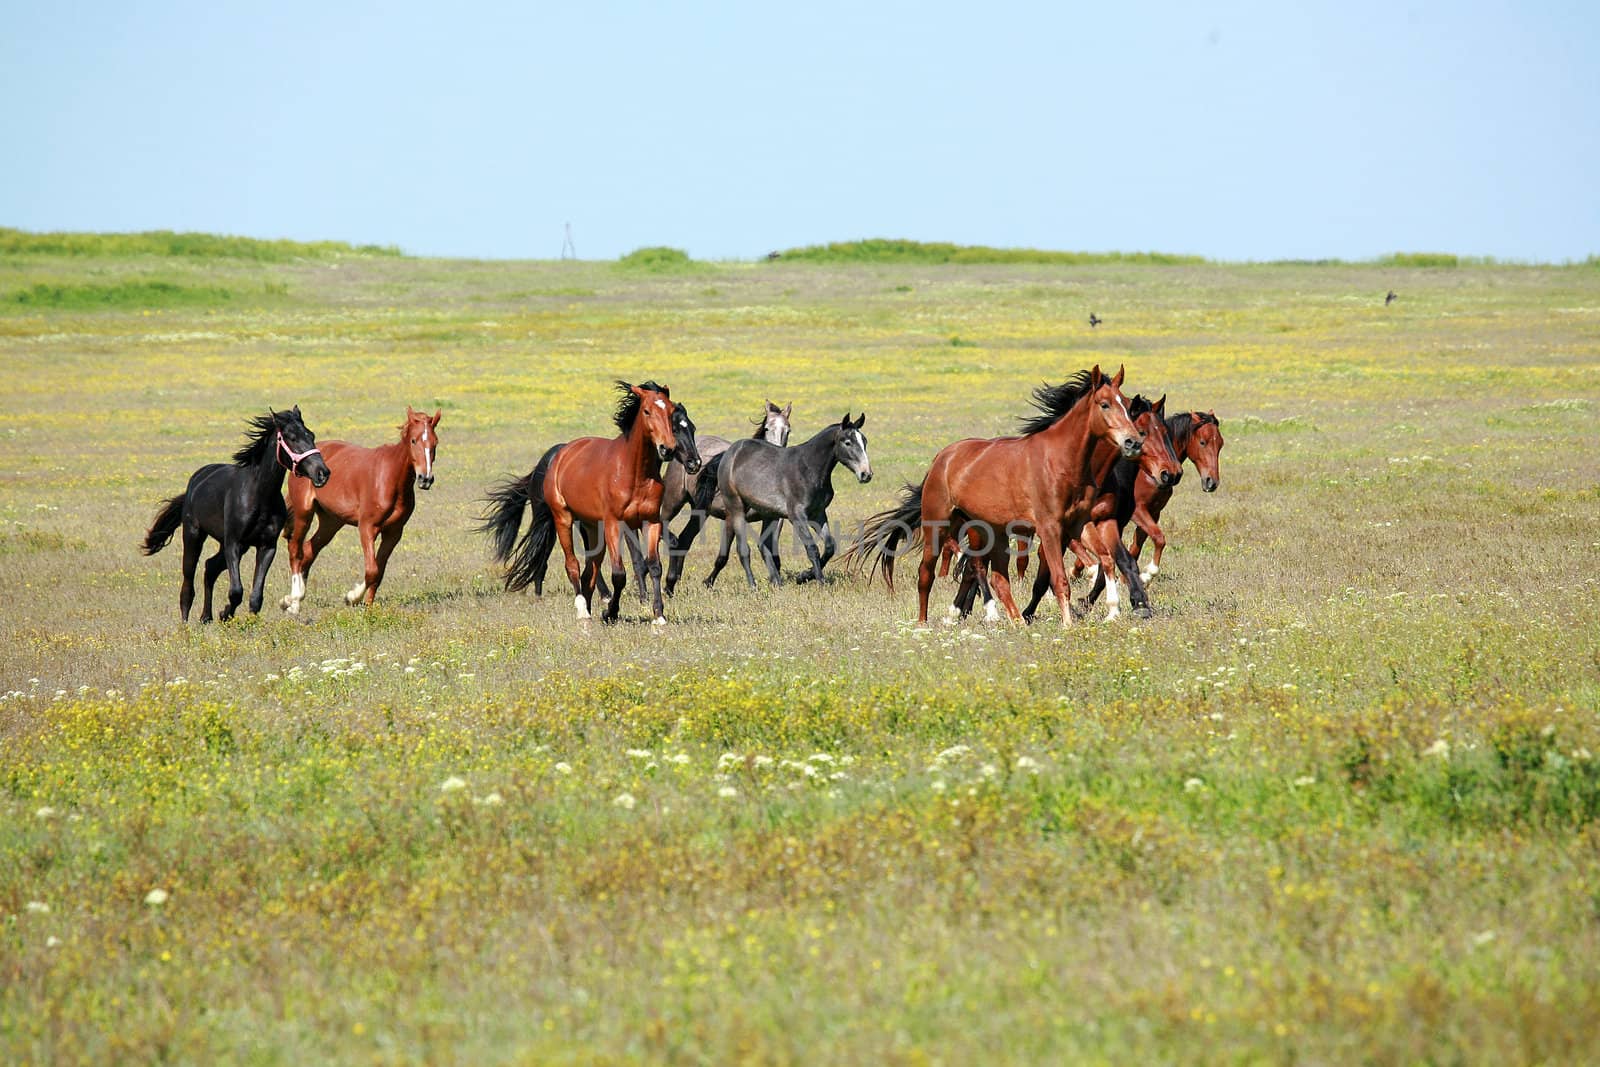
[
  {"xmin": 1121, "ymin": 438, "xmax": 1144, "ymax": 459},
  {"xmin": 1202, "ymin": 477, "xmax": 1218, "ymax": 493},
  {"xmin": 684, "ymin": 457, "xmax": 703, "ymax": 475},
  {"xmin": 1159, "ymin": 470, "xmax": 1177, "ymax": 488},
  {"xmin": 657, "ymin": 444, "xmax": 672, "ymax": 462},
  {"xmin": 858, "ymin": 470, "xmax": 873, "ymax": 484},
  {"xmin": 417, "ymin": 474, "xmax": 435, "ymax": 491},
  {"xmin": 307, "ymin": 460, "xmax": 332, "ymax": 488}
]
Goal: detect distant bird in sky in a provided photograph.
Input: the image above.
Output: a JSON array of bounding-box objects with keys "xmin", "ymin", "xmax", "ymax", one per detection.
[
  {"xmin": 1385, "ymin": 290, "xmax": 1397, "ymax": 305},
  {"xmin": 1088, "ymin": 312, "xmax": 1102, "ymax": 327},
  {"xmin": 765, "ymin": 250, "xmax": 781, "ymax": 261}
]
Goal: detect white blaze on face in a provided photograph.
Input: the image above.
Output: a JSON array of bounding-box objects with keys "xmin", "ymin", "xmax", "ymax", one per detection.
[{"xmin": 655, "ymin": 399, "xmax": 667, "ymax": 410}]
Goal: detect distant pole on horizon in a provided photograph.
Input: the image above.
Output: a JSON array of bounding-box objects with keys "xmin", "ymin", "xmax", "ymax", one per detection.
[{"xmin": 561, "ymin": 223, "xmax": 576, "ymax": 260}]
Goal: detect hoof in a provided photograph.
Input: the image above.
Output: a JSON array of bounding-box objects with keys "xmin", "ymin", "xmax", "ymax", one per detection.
[
  {"xmin": 1134, "ymin": 605, "xmax": 1154, "ymax": 620},
  {"xmin": 573, "ymin": 595, "xmax": 591, "ymax": 621},
  {"xmin": 652, "ymin": 615, "xmax": 667, "ymax": 627},
  {"xmin": 983, "ymin": 600, "xmax": 1002, "ymax": 624}
]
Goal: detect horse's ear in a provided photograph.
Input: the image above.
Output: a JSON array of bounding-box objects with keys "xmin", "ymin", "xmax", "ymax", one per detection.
[
  {"xmin": 1089, "ymin": 365, "xmax": 1103, "ymax": 389},
  {"xmin": 406, "ymin": 405, "xmax": 416, "ymax": 419},
  {"xmin": 1155, "ymin": 394, "xmax": 1167, "ymax": 416},
  {"xmin": 293, "ymin": 404, "xmax": 302, "ymax": 416},
  {"xmin": 1111, "ymin": 365, "xmax": 1125, "ymax": 389},
  {"xmin": 431, "ymin": 409, "xmax": 442, "ymax": 426},
  {"xmin": 841, "ymin": 412, "xmax": 851, "ymax": 427},
  {"xmin": 852, "ymin": 412, "xmax": 866, "ymax": 429},
  {"xmin": 782, "ymin": 402, "xmax": 792, "ymax": 419},
  {"xmin": 766, "ymin": 399, "xmax": 778, "ymax": 413}
]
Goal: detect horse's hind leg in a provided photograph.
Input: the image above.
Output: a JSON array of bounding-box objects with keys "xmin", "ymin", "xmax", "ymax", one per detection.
[
  {"xmin": 600, "ymin": 517, "xmax": 627, "ymax": 623},
  {"xmin": 622, "ymin": 523, "xmax": 649, "ymax": 603},
  {"xmin": 553, "ymin": 512, "xmax": 590, "ymax": 620},
  {"xmin": 345, "ymin": 522, "xmax": 379, "ymax": 606},
  {"xmin": 730, "ymin": 510, "xmax": 759, "ymax": 589},
  {"xmin": 789, "ymin": 511, "xmax": 828, "ymax": 585},
  {"xmin": 178, "ymin": 526, "xmax": 203, "ymax": 622},
  {"xmin": 247, "ymin": 541, "xmax": 277, "ymax": 615},
  {"xmin": 664, "ymin": 509, "xmax": 705, "ymax": 596},
  {"xmin": 757, "ymin": 521, "xmax": 782, "ymax": 585},
  {"xmin": 283, "ymin": 509, "xmax": 341, "ymax": 614},
  {"xmin": 199, "ymin": 548, "xmax": 226, "ymax": 623}
]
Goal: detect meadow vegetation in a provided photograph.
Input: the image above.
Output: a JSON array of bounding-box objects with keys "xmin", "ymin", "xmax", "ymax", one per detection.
[{"xmin": 2, "ymin": 239, "xmax": 1599, "ymax": 1063}]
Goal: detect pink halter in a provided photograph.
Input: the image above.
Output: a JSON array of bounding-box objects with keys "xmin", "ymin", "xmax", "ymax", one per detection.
[{"xmin": 276, "ymin": 429, "xmax": 323, "ymax": 472}]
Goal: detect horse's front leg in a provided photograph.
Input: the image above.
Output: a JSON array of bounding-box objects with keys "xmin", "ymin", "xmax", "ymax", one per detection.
[
  {"xmin": 789, "ymin": 510, "xmax": 827, "ymax": 585},
  {"xmin": 247, "ymin": 541, "xmax": 277, "ymax": 615},
  {"xmin": 279, "ymin": 507, "xmax": 311, "ymax": 613},
  {"xmin": 1110, "ymin": 532, "xmax": 1150, "ymax": 619},
  {"xmin": 218, "ymin": 541, "xmax": 246, "ymax": 621},
  {"xmin": 601, "ymin": 516, "xmax": 627, "ymax": 623},
  {"xmin": 624, "ymin": 523, "xmax": 650, "ymax": 604},
  {"xmin": 346, "ymin": 522, "xmax": 379, "ymax": 606},
  {"xmin": 1132, "ymin": 507, "xmax": 1166, "ymax": 585},
  {"xmin": 730, "ymin": 509, "xmax": 758, "ymax": 589},
  {"xmin": 757, "ymin": 521, "xmax": 783, "ymax": 585},
  {"xmin": 179, "ymin": 527, "xmax": 203, "ymax": 622},
  {"xmin": 200, "ymin": 549, "xmax": 225, "ymax": 623},
  {"xmin": 1032, "ymin": 525, "xmax": 1073, "ymax": 627},
  {"xmin": 664, "ymin": 508, "xmax": 704, "ymax": 597},
  {"xmin": 644, "ymin": 520, "xmax": 667, "ymax": 624},
  {"xmin": 365, "ymin": 526, "xmax": 404, "ymax": 606}
]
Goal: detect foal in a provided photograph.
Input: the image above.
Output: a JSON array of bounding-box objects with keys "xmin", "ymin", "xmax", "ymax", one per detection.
[{"xmin": 279, "ymin": 406, "xmax": 440, "ymax": 613}]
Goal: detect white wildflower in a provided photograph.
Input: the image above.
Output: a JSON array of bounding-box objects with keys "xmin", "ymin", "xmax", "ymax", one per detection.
[
  {"xmin": 717, "ymin": 786, "xmax": 738, "ymax": 798},
  {"xmin": 1292, "ymin": 775, "xmax": 1317, "ymax": 788},
  {"xmin": 626, "ymin": 749, "xmax": 653, "ymax": 760},
  {"xmin": 613, "ymin": 792, "xmax": 636, "ymax": 810},
  {"xmin": 144, "ymin": 888, "xmax": 169, "ymax": 906},
  {"xmin": 26, "ymin": 901, "xmax": 50, "ymax": 914},
  {"xmin": 1184, "ymin": 778, "xmax": 1205, "ymax": 792},
  {"xmin": 46, "ymin": 936, "xmax": 61, "ymax": 948},
  {"xmin": 717, "ymin": 752, "xmax": 743, "ymax": 770},
  {"xmin": 752, "ymin": 755, "xmax": 775, "ymax": 768},
  {"xmin": 35, "ymin": 807, "xmax": 57, "ymax": 820},
  {"xmin": 1422, "ymin": 739, "xmax": 1451, "ymax": 759},
  {"xmin": 666, "ymin": 753, "xmax": 690, "ymax": 765},
  {"xmin": 807, "ymin": 753, "xmax": 836, "ymax": 764},
  {"xmin": 1015, "ymin": 756, "xmax": 1041, "ymax": 772},
  {"xmin": 439, "ymin": 776, "xmax": 468, "ymax": 793},
  {"xmin": 473, "ymin": 792, "xmax": 504, "ymax": 807},
  {"xmin": 553, "ymin": 762, "xmax": 573, "ymax": 775}
]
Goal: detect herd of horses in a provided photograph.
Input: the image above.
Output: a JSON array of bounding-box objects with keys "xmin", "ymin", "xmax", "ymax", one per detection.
[{"xmin": 140, "ymin": 367, "xmax": 1224, "ymax": 628}]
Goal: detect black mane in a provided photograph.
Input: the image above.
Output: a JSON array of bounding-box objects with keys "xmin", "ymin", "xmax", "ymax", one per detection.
[
  {"xmin": 613, "ymin": 379, "xmax": 669, "ymax": 434},
  {"xmin": 1164, "ymin": 410, "xmax": 1218, "ymax": 452},
  {"xmin": 231, "ymin": 412, "xmax": 281, "ymax": 466},
  {"xmin": 1017, "ymin": 370, "xmax": 1097, "ymax": 436}
]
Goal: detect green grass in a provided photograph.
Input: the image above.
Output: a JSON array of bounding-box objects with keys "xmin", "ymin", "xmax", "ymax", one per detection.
[
  {"xmin": 0, "ymin": 227, "xmax": 401, "ymax": 260},
  {"xmin": 778, "ymin": 237, "xmax": 1205, "ymax": 265},
  {"xmin": 2, "ymin": 250, "xmax": 1598, "ymax": 1063},
  {"xmin": 4, "ymin": 279, "xmax": 287, "ymax": 310},
  {"xmin": 616, "ymin": 245, "xmax": 697, "ymax": 271}
]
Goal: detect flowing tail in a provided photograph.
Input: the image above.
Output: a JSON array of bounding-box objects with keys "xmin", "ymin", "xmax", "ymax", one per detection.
[
  {"xmin": 691, "ymin": 451, "xmax": 726, "ymax": 516},
  {"xmin": 141, "ymin": 494, "xmax": 186, "ymax": 556},
  {"xmin": 841, "ymin": 481, "xmax": 924, "ymax": 592},
  {"xmin": 478, "ymin": 444, "xmax": 564, "ymax": 594}
]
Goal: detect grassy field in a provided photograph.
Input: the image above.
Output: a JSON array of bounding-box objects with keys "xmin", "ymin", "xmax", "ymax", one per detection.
[{"xmin": 2, "ymin": 242, "xmax": 1599, "ymax": 1064}]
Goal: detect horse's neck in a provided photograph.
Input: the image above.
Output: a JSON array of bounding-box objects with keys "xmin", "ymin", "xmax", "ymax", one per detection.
[
  {"xmin": 1039, "ymin": 404, "xmax": 1096, "ymax": 477},
  {"xmin": 796, "ymin": 427, "xmax": 840, "ymax": 480},
  {"xmin": 380, "ymin": 440, "xmax": 416, "ymax": 492},
  {"xmin": 251, "ymin": 451, "xmax": 288, "ymax": 497},
  {"xmin": 620, "ymin": 424, "xmax": 663, "ymax": 482}
]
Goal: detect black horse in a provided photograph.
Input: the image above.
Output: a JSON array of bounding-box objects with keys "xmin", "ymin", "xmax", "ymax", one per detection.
[
  {"xmin": 701, "ymin": 413, "xmax": 872, "ymax": 588},
  {"xmin": 142, "ymin": 408, "xmax": 330, "ymax": 622}
]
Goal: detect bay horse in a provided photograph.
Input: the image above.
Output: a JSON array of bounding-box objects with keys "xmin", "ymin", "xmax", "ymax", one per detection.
[
  {"xmin": 848, "ymin": 366, "xmax": 1143, "ymax": 625},
  {"xmin": 1126, "ymin": 409, "xmax": 1224, "ymax": 584},
  {"xmin": 278, "ymin": 406, "xmax": 441, "ymax": 614},
  {"xmin": 659, "ymin": 400, "xmax": 793, "ymax": 595},
  {"xmin": 701, "ymin": 413, "xmax": 871, "ymax": 588},
  {"xmin": 993, "ymin": 394, "xmax": 1182, "ymax": 622},
  {"xmin": 480, "ymin": 381, "xmax": 700, "ymax": 624},
  {"xmin": 141, "ymin": 408, "xmax": 330, "ymax": 622}
]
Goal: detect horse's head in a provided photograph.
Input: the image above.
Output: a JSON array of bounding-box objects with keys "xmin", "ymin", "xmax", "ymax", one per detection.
[
  {"xmin": 403, "ymin": 406, "xmax": 442, "ymax": 490},
  {"xmin": 274, "ymin": 406, "xmax": 330, "ymax": 487},
  {"xmin": 761, "ymin": 400, "xmax": 793, "ymax": 446},
  {"xmin": 1134, "ymin": 395, "xmax": 1182, "ymax": 489},
  {"xmin": 834, "ymin": 412, "xmax": 872, "ymax": 484},
  {"xmin": 1187, "ymin": 410, "xmax": 1224, "ymax": 492},
  {"xmin": 671, "ymin": 402, "xmax": 702, "ymax": 475},
  {"xmin": 1086, "ymin": 365, "xmax": 1144, "ymax": 460},
  {"xmin": 630, "ymin": 382, "xmax": 682, "ymax": 466}
]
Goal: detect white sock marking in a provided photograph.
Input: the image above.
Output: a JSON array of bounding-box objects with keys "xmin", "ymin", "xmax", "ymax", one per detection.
[
  {"xmin": 574, "ymin": 594, "xmax": 590, "ymax": 620},
  {"xmin": 984, "ymin": 599, "xmax": 1001, "ymax": 624},
  {"xmin": 345, "ymin": 582, "xmax": 367, "ymax": 605}
]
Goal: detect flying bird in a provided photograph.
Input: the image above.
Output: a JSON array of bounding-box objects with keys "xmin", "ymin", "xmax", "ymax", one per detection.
[
  {"xmin": 1385, "ymin": 290, "xmax": 1397, "ymax": 306},
  {"xmin": 1088, "ymin": 312, "xmax": 1102, "ymax": 328}
]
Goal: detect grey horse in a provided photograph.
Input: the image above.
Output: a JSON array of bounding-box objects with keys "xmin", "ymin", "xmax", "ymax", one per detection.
[
  {"xmin": 702, "ymin": 413, "xmax": 871, "ymax": 589},
  {"xmin": 660, "ymin": 400, "xmax": 792, "ymax": 594}
]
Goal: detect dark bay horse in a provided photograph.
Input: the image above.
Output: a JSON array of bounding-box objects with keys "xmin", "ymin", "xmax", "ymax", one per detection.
[
  {"xmin": 480, "ymin": 381, "xmax": 700, "ymax": 624},
  {"xmin": 1126, "ymin": 409, "xmax": 1225, "ymax": 584},
  {"xmin": 659, "ymin": 400, "xmax": 792, "ymax": 595},
  {"xmin": 848, "ymin": 366, "xmax": 1143, "ymax": 625},
  {"xmin": 141, "ymin": 408, "xmax": 330, "ymax": 622},
  {"xmin": 278, "ymin": 406, "xmax": 441, "ymax": 614},
  {"xmin": 701, "ymin": 413, "xmax": 872, "ymax": 588}
]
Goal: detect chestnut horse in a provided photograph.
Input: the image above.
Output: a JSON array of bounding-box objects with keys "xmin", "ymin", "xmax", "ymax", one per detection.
[
  {"xmin": 278, "ymin": 406, "xmax": 441, "ymax": 613},
  {"xmin": 848, "ymin": 366, "xmax": 1144, "ymax": 625},
  {"xmin": 480, "ymin": 381, "xmax": 700, "ymax": 625}
]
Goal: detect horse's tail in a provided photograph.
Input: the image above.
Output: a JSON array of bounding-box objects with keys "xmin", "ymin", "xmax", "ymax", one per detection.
[
  {"xmin": 479, "ymin": 444, "xmax": 564, "ymax": 593},
  {"xmin": 842, "ymin": 481, "xmax": 925, "ymax": 592},
  {"xmin": 691, "ymin": 451, "xmax": 726, "ymax": 516},
  {"xmin": 141, "ymin": 493, "xmax": 186, "ymax": 556}
]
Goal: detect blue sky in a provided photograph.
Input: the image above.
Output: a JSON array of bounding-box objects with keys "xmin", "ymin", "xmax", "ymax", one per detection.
[{"xmin": 4, "ymin": 1, "xmax": 1597, "ymax": 261}]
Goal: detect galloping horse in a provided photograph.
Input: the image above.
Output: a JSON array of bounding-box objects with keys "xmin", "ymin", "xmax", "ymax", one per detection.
[
  {"xmin": 849, "ymin": 366, "xmax": 1143, "ymax": 625},
  {"xmin": 278, "ymin": 406, "xmax": 441, "ymax": 614},
  {"xmin": 701, "ymin": 413, "xmax": 871, "ymax": 588},
  {"xmin": 142, "ymin": 408, "xmax": 330, "ymax": 622},
  {"xmin": 481, "ymin": 381, "xmax": 700, "ymax": 624},
  {"xmin": 634, "ymin": 399, "xmax": 792, "ymax": 598},
  {"xmin": 1127, "ymin": 409, "xmax": 1224, "ymax": 584}
]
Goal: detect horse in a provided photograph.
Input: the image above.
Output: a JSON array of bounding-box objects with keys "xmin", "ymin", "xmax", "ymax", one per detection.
[
  {"xmin": 986, "ymin": 394, "xmax": 1182, "ymax": 623},
  {"xmin": 701, "ymin": 413, "xmax": 871, "ymax": 588},
  {"xmin": 846, "ymin": 366, "xmax": 1143, "ymax": 625},
  {"xmin": 1125, "ymin": 408, "xmax": 1224, "ymax": 584},
  {"xmin": 141, "ymin": 408, "xmax": 330, "ymax": 622},
  {"xmin": 658, "ymin": 400, "xmax": 792, "ymax": 596},
  {"xmin": 278, "ymin": 406, "xmax": 441, "ymax": 614},
  {"xmin": 480, "ymin": 380, "xmax": 700, "ymax": 624}
]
